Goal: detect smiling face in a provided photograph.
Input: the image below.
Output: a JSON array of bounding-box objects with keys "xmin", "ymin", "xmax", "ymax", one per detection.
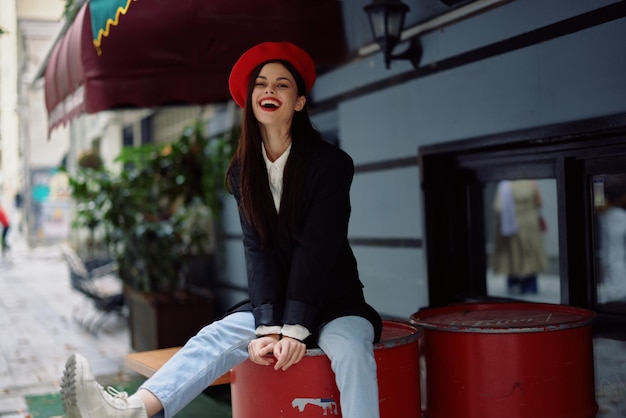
[{"xmin": 251, "ymin": 62, "xmax": 306, "ymax": 129}]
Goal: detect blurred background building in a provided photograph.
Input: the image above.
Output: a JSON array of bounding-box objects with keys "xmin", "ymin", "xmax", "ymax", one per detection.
[{"xmin": 0, "ymin": 0, "xmax": 69, "ymax": 246}]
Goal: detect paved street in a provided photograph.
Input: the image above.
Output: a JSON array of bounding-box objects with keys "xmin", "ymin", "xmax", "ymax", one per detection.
[{"xmin": 0, "ymin": 236, "xmax": 132, "ymax": 418}]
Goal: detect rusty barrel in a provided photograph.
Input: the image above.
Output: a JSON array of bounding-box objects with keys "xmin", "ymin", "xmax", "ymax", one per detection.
[
  {"xmin": 230, "ymin": 320, "xmax": 421, "ymax": 417},
  {"xmin": 411, "ymin": 302, "xmax": 597, "ymax": 418}
]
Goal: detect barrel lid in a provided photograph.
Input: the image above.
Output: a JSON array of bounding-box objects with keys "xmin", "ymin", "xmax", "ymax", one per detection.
[
  {"xmin": 374, "ymin": 320, "xmax": 422, "ymax": 350},
  {"xmin": 304, "ymin": 320, "xmax": 421, "ymax": 356},
  {"xmin": 411, "ymin": 302, "xmax": 596, "ymax": 333}
]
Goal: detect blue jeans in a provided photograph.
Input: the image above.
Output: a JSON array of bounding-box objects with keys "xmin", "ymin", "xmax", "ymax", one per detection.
[
  {"xmin": 1, "ymin": 225, "xmax": 8, "ymax": 252},
  {"xmin": 141, "ymin": 312, "xmax": 380, "ymax": 418}
]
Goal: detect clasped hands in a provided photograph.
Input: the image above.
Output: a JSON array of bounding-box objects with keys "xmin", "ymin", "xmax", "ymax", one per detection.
[{"xmin": 248, "ymin": 334, "xmax": 306, "ymax": 371}]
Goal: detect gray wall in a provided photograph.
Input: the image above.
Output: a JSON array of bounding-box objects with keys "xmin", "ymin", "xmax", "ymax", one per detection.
[{"xmin": 219, "ymin": 0, "xmax": 626, "ymax": 320}]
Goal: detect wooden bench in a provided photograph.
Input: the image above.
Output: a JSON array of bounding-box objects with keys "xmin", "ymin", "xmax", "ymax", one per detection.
[{"xmin": 124, "ymin": 348, "xmax": 231, "ymax": 386}]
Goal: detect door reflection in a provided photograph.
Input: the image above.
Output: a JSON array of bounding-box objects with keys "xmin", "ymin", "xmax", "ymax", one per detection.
[
  {"xmin": 485, "ymin": 178, "xmax": 560, "ymax": 303},
  {"xmin": 593, "ymin": 174, "xmax": 626, "ymax": 309}
]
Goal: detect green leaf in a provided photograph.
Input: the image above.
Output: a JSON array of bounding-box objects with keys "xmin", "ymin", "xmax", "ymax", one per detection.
[{"xmin": 67, "ymin": 119, "xmax": 235, "ymax": 294}]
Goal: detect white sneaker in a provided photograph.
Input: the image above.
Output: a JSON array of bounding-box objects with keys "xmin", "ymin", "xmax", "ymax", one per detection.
[{"xmin": 61, "ymin": 353, "xmax": 148, "ymax": 418}]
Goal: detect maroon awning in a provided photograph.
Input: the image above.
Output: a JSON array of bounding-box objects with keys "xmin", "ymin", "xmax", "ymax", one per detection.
[{"xmin": 44, "ymin": 1, "xmax": 346, "ymax": 134}]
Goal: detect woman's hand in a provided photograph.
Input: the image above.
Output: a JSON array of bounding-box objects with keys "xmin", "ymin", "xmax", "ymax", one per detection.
[
  {"xmin": 273, "ymin": 337, "xmax": 306, "ymax": 371},
  {"xmin": 248, "ymin": 335, "xmax": 280, "ymax": 366},
  {"xmin": 248, "ymin": 335, "xmax": 306, "ymax": 370}
]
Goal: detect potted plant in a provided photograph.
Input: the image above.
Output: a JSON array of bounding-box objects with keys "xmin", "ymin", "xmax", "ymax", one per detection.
[{"xmin": 67, "ymin": 120, "xmax": 235, "ymax": 350}]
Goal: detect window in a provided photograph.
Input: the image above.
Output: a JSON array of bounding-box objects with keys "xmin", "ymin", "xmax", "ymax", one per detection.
[
  {"xmin": 140, "ymin": 115, "xmax": 154, "ymax": 145},
  {"xmin": 418, "ymin": 114, "xmax": 626, "ymax": 316},
  {"xmin": 122, "ymin": 125, "xmax": 134, "ymax": 147}
]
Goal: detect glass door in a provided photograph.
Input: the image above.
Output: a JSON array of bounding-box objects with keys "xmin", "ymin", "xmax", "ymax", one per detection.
[{"xmin": 591, "ymin": 173, "xmax": 626, "ymax": 314}]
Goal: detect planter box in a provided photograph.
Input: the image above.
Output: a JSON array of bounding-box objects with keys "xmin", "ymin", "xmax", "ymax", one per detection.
[{"xmin": 126, "ymin": 288, "xmax": 216, "ymax": 351}]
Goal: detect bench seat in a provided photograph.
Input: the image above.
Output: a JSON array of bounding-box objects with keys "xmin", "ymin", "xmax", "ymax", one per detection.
[{"xmin": 124, "ymin": 348, "xmax": 231, "ymax": 385}]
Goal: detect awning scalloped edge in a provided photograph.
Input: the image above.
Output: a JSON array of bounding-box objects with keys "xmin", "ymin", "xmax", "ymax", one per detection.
[
  {"xmin": 48, "ymin": 85, "xmax": 85, "ymax": 135},
  {"xmin": 92, "ymin": 0, "xmax": 134, "ymax": 55}
]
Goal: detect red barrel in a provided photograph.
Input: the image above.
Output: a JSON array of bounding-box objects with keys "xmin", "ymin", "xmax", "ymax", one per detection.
[
  {"xmin": 230, "ymin": 320, "xmax": 421, "ymax": 417},
  {"xmin": 411, "ymin": 302, "xmax": 597, "ymax": 418}
]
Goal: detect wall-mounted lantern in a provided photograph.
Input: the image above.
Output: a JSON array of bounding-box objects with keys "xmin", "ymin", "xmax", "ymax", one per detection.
[{"xmin": 363, "ymin": 0, "xmax": 422, "ymax": 69}]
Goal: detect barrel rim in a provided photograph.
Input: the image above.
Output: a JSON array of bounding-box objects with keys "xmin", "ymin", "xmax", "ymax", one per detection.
[
  {"xmin": 410, "ymin": 302, "xmax": 597, "ymax": 333},
  {"xmin": 304, "ymin": 319, "xmax": 421, "ymax": 356}
]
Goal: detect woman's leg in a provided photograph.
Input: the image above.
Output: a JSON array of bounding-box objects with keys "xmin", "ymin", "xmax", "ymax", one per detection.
[
  {"xmin": 141, "ymin": 311, "xmax": 255, "ymax": 417},
  {"xmin": 61, "ymin": 311, "xmax": 256, "ymax": 418},
  {"xmin": 507, "ymin": 275, "xmax": 522, "ymax": 294},
  {"xmin": 1, "ymin": 225, "xmax": 8, "ymax": 252},
  {"xmin": 317, "ymin": 316, "xmax": 380, "ymax": 418},
  {"xmin": 521, "ymin": 274, "xmax": 538, "ymax": 294}
]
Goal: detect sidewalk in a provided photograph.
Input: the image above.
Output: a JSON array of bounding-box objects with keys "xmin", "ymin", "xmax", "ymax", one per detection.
[{"xmin": 0, "ymin": 236, "xmax": 132, "ymax": 418}]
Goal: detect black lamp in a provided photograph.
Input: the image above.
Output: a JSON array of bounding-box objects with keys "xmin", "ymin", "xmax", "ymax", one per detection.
[{"xmin": 364, "ymin": 0, "xmax": 422, "ymax": 69}]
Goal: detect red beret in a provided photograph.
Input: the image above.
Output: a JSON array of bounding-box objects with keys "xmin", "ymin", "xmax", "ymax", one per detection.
[{"xmin": 228, "ymin": 42, "xmax": 316, "ymax": 108}]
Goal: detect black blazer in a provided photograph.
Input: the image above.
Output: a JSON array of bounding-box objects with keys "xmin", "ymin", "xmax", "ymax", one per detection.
[{"xmin": 228, "ymin": 140, "xmax": 382, "ymax": 343}]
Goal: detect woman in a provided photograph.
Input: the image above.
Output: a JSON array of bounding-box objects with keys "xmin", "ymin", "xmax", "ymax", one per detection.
[
  {"xmin": 60, "ymin": 41, "xmax": 382, "ymax": 418},
  {"xmin": 492, "ymin": 179, "xmax": 548, "ymax": 294}
]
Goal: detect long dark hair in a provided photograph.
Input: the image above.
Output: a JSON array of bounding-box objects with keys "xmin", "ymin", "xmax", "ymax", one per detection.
[{"xmin": 226, "ymin": 60, "xmax": 323, "ymax": 248}]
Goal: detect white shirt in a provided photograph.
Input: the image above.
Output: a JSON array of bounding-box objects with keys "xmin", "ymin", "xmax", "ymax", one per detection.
[
  {"xmin": 261, "ymin": 142, "xmax": 291, "ymax": 213},
  {"xmin": 257, "ymin": 142, "xmax": 311, "ymax": 341}
]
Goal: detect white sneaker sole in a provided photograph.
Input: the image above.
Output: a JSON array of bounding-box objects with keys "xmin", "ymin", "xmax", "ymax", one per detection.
[{"xmin": 60, "ymin": 353, "xmax": 91, "ymax": 418}]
